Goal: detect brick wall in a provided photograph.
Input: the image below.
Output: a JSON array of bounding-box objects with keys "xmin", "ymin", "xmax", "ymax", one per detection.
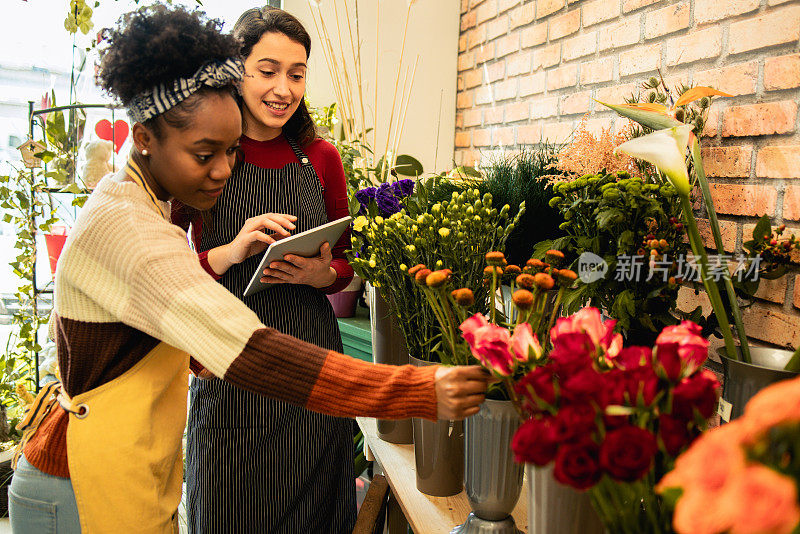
[{"xmin": 455, "ymin": 0, "xmax": 800, "ymax": 349}]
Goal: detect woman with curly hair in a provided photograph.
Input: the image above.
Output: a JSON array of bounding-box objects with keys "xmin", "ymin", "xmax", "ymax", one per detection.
[
  {"xmin": 8, "ymin": 5, "xmax": 490, "ymax": 533},
  {"xmin": 174, "ymin": 7, "xmax": 362, "ymax": 532}
]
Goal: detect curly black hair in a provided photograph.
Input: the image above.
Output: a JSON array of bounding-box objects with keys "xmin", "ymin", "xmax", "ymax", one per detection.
[{"xmin": 98, "ymin": 4, "xmax": 240, "ymax": 132}]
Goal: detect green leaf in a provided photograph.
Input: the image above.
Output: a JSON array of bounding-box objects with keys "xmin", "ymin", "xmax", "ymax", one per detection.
[
  {"xmin": 752, "ymin": 215, "xmax": 771, "ymax": 243},
  {"xmin": 597, "ymin": 100, "xmax": 683, "ymax": 130},
  {"xmin": 393, "ymin": 155, "xmax": 423, "ymax": 177}
]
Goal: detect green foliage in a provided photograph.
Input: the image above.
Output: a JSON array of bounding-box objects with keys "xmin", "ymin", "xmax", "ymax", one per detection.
[
  {"xmin": 541, "ymin": 172, "xmax": 687, "ymax": 344},
  {"xmin": 349, "ymin": 181, "xmax": 523, "ymax": 362}
]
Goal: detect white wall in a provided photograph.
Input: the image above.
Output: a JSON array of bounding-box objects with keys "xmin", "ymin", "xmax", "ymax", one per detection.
[{"xmin": 283, "ymin": 0, "xmax": 460, "ymax": 175}]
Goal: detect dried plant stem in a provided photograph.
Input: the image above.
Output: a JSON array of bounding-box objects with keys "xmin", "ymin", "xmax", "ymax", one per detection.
[
  {"xmin": 372, "ymin": 0, "xmax": 379, "ymax": 170},
  {"xmin": 382, "ymin": 1, "xmax": 412, "ymax": 179},
  {"xmin": 391, "ymin": 55, "xmax": 419, "ymax": 172}
]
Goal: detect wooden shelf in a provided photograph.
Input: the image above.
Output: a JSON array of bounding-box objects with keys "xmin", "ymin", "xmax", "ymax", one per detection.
[{"xmin": 356, "ymin": 417, "xmax": 528, "ymax": 533}]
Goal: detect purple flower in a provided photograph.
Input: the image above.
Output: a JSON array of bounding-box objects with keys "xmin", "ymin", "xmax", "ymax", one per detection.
[
  {"xmin": 355, "ymin": 187, "xmax": 378, "ymax": 214},
  {"xmin": 392, "ymin": 179, "xmax": 415, "ymax": 198},
  {"xmin": 376, "ymin": 184, "xmax": 402, "ymax": 215}
]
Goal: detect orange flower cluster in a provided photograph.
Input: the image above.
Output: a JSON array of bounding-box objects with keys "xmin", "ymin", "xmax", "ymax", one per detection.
[
  {"xmin": 548, "ymin": 114, "xmax": 636, "ymax": 182},
  {"xmin": 657, "ymin": 375, "xmax": 800, "ymax": 534}
]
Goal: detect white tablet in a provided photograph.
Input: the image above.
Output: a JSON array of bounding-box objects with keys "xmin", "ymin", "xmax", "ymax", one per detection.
[{"xmin": 243, "ymin": 216, "xmax": 353, "ymax": 297}]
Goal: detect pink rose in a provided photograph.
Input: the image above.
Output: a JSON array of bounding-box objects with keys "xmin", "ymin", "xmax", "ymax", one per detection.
[
  {"xmin": 510, "ymin": 322, "xmax": 542, "ymax": 362},
  {"xmin": 459, "ymin": 313, "xmax": 489, "ymax": 347},
  {"xmin": 655, "ymin": 321, "xmax": 709, "ymax": 375},
  {"xmin": 460, "ymin": 315, "xmax": 515, "ymax": 376},
  {"xmin": 552, "ymin": 307, "xmax": 623, "ymax": 362}
]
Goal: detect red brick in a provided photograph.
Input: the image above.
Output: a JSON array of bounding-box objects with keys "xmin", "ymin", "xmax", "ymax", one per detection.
[
  {"xmin": 462, "ymin": 0, "xmax": 470, "ymax": 14},
  {"xmin": 493, "ymin": 127, "xmax": 515, "ymax": 146},
  {"xmin": 470, "ymin": 0, "xmax": 486, "ymax": 8},
  {"xmin": 509, "ymin": 3, "xmax": 536, "ymax": 28},
  {"xmin": 741, "ymin": 304, "xmax": 800, "ymax": 348},
  {"xmin": 599, "ymin": 18, "xmax": 641, "ymax": 51},
  {"xmin": 455, "ymin": 131, "xmax": 471, "ymax": 148},
  {"xmin": 560, "ymin": 90, "xmax": 592, "ymax": 115},
  {"xmin": 457, "ymin": 90, "xmax": 474, "ymax": 109},
  {"xmin": 696, "ymin": 218, "xmax": 738, "ymax": 252},
  {"xmin": 645, "ymin": 2, "xmax": 690, "ymax": 39},
  {"xmin": 473, "ymin": 128, "xmax": 492, "ymax": 147},
  {"xmin": 693, "ymin": 62, "xmax": 758, "ymax": 96},
  {"xmin": 595, "ymin": 83, "xmax": 638, "ymax": 104},
  {"xmin": 461, "ymin": 11, "xmax": 477, "ymax": 31},
  {"xmin": 459, "ymin": 34, "xmax": 468, "ymax": 53},
  {"xmin": 464, "ymin": 69, "xmax": 483, "ymax": 89},
  {"xmin": 531, "ymin": 96, "xmax": 559, "ymax": 119},
  {"xmin": 455, "ymin": 149, "xmax": 480, "ymax": 167},
  {"xmin": 562, "ymin": 32, "xmax": 598, "ymax": 61},
  {"xmin": 757, "ymin": 146, "xmax": 800, "ymax": 179},
  {"xmin": 476, "ymin": 0, "xmax": 498, "ymax": 25},
  {"xmin": 487, "ymin": 15, "xmax": 510, "ymax": 41},
  {"xmin": 476, "ymin": 43, "xmax": 496, "ymax": 64},
  {"xmin": 583, "ymin": 0, "xmax": 620, "ymax": 27},
  {"xmin": 580, "ymin": 58, "xmax": 614, "ymax": 84},
  {"xmin": 619, "ymin": 44, "xmax": 661, "ymax": 77},
  {"xmin": 537, "ymin": 0, "xmax": 565, "ymax": 18},
  {"xmin": 550, "ymin": 9, "xmax": 581, "ymax": 40},
  {"xmin": 506, "ymin": 101, "xmax": 530, "ymax": 122},
  {"xmin": 486, "ymin": 61, "xmax": 506, "ymax": 83},
  {"xmin": 458, "ymin": 52, "xmax": 474, "ymax": 72},
  {"xmin": 754, "ymin": 277, "xmax": 787, "ymax": 304},
  {"xmin": 794, "ymin": 275, "xmax": 800, "ymax": 309},
  {"xmin": 496, "ymin": 34, "xmax": 521, "ymax": 58},
  {"xmin": 770, "ymin": 0, "xmax": 794, "ymax": 4},
  {"xmin": 729, "ymin": 6, "xmax": 800, "ymax": 55},
  {"xmin": 494, "ymin": 78, "xmax": 518, "ymax": 101},
  {"xmin": 585, "ymin": 117, "xmax": 614, "ymax": 137},
  {"xmin": 704, "ymin": 106, "xmax": 720, "ymax": 137},
  {"xmin": 463, "ymin": 108, "xmax": 482, "ymax": 127},
  {"xmin": 543, "ymin": 121, "xmax": 576, "ymax": 143},
  {"xmin": 455, "ymin": 111, "xmax": 464, "ymax": 128},
  {"xmin": 521, "ymin": 22, "xmax": 548, "ymax": 48},
  {"xmin": 507, "ymin": 51, "xmax": 533, "ymax": 76},
  {"xmin": 765, "ymin": 54, "xmax": 800, "ymax": 91},
  {"xmin": 474, "ymin": 85, "xmax": 493, "ymax": 105},
  {"xmin": 498, "ymin": 0, "xmax": 520, "ymax": 14},
  {"xmin": 666, "ymin": 26, "xmax": 722, "ymax": 66},
  {"xmin": 721, "ymin": 101, "xmax": 798, "ymax": 137},
  {"xmin": 485, "ymin": 107, "xmax": 505, "ymax": 124},
  {"xmin": 709, "ymin": 184, "xmax": 777, "ymax": 217},
  {"xmin": 517, "ymin": 124, "xmax": 542, "ymax": 144},
  {"xmin": 467, "ymin": 25, "xmax": 487, "ymax": 49},
  {"xmin": 547, "ymin": 64, "xmax": 578, "ymax": 91},
  {"xmin": 784, "ymin": 186, "xmax": 800, "ymax": 220},
  {"xmin": 534, "ymin": 43, "xmax": 562, "ymax": 69},
  {"xmin": 519, "ymin": 71, "xmax": 546, "ymax": 96},
  {"xmin": 623, "ymin": 0, "xmax": 660, "ymax": 12},
  {"xmin": 694, "ymin": 0, "xmax": 759, "ymax": 24},
  {"xmin": 701, "ymin": 146, "xmax": 753, "ymax": 178}
]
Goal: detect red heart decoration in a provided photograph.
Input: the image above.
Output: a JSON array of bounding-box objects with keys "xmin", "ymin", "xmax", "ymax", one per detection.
[{"xmin": 95, "ymin": 119, "xmax": 129, "ymax": 153}]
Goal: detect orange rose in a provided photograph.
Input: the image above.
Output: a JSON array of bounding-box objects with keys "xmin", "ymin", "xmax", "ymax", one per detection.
[
  {"xmin": 741, "ymin": 375, "xmax": 800, "ymax": 443},
  {"xmin": 726, "ymin": 466, "xmax": 800, "ymax": 534},
  {"xmin": 672, "ymin": 488, "xmax": 734, "ymax": 534}
]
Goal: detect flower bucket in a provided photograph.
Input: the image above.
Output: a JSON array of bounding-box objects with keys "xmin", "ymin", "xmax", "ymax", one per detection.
[
  {"xmin": 327, "ymin": 275, "xmax": 363, "ymax": 318},
  {"xmin": 526, "ymin": 464, "xmax": 603, "ymax": 534},
  {"xmin": 44, "ymin": 226, "xmax": 69, "ymax": 279},
  {"xmin": 368, "ymin": 284, "xmax": 413, "ymax": 444},
  {"xmin": 411, "ymin": 355, "xmax": 464, "ymax": 497},
  {"xmin": 452, "ymin": 399, "xmax": 523, "ymax": 534},
  {"xmin": 717, "ymin": 346, "xmax": 798, "ymax": 422}
]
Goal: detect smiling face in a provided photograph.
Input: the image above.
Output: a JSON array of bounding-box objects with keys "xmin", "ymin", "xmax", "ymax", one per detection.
[
  {"xmin": 239, "ymin": 31, "xmax": 308, "ymax": 141},
  {"xmin": 135, "ymin": 92, "xmax": 242, "ymax": 210}
]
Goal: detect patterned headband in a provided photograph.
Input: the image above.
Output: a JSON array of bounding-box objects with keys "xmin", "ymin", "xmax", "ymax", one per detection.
[{"xmin": 127, "ymin": 57, "xmax": 245, "ymax": 123}]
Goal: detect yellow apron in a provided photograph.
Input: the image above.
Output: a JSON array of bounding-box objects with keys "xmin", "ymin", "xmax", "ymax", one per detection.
[{"xmin": 63, "ymin": 342, "xmax": 189, "ymax": 533}]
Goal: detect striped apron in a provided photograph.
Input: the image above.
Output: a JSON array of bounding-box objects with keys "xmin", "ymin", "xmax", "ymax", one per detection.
[{"xmin": 186, "ymin": 138, "xmax": 356, "ymax": 533}]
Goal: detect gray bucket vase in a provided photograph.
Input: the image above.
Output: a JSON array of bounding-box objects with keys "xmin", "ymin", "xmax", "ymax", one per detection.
[
  {"xmin": 368, "ymin": 284, "xmax": 414, "ymax": 444},
  {"xmin": 526, "ymin": 464, "xmax": 604, "ymax": 534},
  {"xmin": 410, "ymin": 355, "xmax": 465, "ymax": 497},
  {"xmin": 717, "ymin": 346, "xmax": 798, "ymax": 421}
]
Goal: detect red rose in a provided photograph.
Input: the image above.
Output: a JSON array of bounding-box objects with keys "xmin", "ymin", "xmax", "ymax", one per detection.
[
  {"xmin": 560, "ymin": 367, "xmax": 604, "ymax": 403},
  {"xmin": 516, "ymin": 366, "xmax": 557, "ymax": 412},
  {"xmin": 671, "ymin": 369, "xmax": 720, "ymax": 420},
  {"xmin": 658, "ymin": 413, "xmax": 690, "ymax": 456},
  {"xmin": 553, "ymin": 439, "xmax": 602, "ymax": 490},
  {"xmin": 512, "ymin": 416, "xmax": 559, "ymax": 466},
  {"xmin": 549, "ymin": 332, "xmax": 594, "ymax": 373},
  {"xmin": 655, "ymin": 321, "xmax": 709, "ymax": 375},
  {"xmin": 614, "ymin": 346, "xmax": 652, "ymax": 370},
  {"xmin": 599, "ymin": 426, "xmax": 657, "ymax": 482},
  {"xmin": 554, "ymin": 403, "xmax": 598, "ymax": 443},
  {"xmin": 625, "ymin": 365, "xmax": 660, "ymax": 406},
  {"xmin": 654, "ymin": 342, "xmax": 682, "ymax": 382}
]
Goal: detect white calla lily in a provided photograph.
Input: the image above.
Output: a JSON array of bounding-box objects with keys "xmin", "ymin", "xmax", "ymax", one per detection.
[{"xmin": 614, "ymin": 124, "xmax": 694, "ymax": 196}]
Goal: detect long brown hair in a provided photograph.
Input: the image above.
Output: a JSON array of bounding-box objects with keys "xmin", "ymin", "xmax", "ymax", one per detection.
[{"xmin": 233, "ymin": 6, "xmax": 317, "ymax": 146}]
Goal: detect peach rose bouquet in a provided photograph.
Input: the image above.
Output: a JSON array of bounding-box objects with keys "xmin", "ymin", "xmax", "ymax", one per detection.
[{"xmin": 658, "ymin": 376, "xmax": 800, "ymax": 534}]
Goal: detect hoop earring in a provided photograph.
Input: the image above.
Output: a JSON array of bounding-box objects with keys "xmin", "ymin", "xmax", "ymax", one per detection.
[{"xmin": 141, "ymin": 149, "xmax": 149, "ymax": 156}]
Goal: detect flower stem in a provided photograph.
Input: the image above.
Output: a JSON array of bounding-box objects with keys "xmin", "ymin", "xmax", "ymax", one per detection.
[
  {"xmin": 690, "ymin": 138, "xmax": 750, "ymax": 363},
  {"xmin": 679, "ymin": 193, "xmax": 738, "ymax": 362}
]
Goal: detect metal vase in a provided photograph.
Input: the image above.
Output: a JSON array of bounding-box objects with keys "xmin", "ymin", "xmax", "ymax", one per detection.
[
  {"xmin": 368, "ymin": 284, "xmax": 413, "ymax": 444},
  {"xmin": 451, "ymin": 400, "xmax": 523, "ymax": 534},
  {"xmin": 526, "ymin": 464, "xmax": 604, "ymax": 534},
  {"xmin": 717, "ymin": 346, "xmax": 798, "ymax": 422},
  {"xmin": 410, "ymin": 355, "xmax": 465, "ymax": 496}
]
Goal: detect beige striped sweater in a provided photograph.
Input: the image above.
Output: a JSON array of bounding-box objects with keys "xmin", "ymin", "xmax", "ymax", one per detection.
[{"xmin": 25, "ymin": 172, "xmax": 437, "ymax": 478}]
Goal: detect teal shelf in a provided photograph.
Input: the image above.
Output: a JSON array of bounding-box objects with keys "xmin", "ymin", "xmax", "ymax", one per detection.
[{"xmin": 338, "ymin": 305, "xmax": 372, "ymax": 362}]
